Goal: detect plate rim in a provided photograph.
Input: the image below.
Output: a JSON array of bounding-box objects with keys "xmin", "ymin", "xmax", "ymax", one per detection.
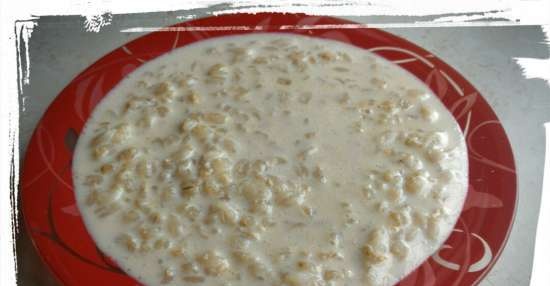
[{"xmin": 20, "ymin": 12, "xmax": 518, "ymax": 286}]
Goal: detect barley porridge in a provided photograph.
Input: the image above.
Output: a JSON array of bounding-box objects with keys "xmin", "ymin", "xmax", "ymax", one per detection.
[{"xmin": 73, "ymin": 33, "xmax": 468, "ymax": 286}]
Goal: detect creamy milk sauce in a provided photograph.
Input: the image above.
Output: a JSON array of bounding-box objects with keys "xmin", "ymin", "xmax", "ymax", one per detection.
[{"xmin": 73, "ymin": 34, "xmax": 468, "ymax": 286}]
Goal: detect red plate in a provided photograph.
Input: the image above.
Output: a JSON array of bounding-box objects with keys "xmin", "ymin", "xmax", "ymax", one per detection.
[{"xmin": 21, "ymin": 13, "xmax": 517, "ymax": 286}]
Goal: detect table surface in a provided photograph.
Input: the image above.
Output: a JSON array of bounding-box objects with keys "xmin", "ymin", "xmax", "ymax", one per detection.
[{"xmin": 17, "ymin": 10, "xmax": 550, "ymax": 286}]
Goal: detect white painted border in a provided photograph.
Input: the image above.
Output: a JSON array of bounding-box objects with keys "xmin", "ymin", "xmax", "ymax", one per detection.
[
  {"xmin": 1, "ymin": 1, "xmax": 550, "ymax": 286},
  {"xmin": 530, "ymin": 123, "xmax": 550, "ymax": 286}
]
